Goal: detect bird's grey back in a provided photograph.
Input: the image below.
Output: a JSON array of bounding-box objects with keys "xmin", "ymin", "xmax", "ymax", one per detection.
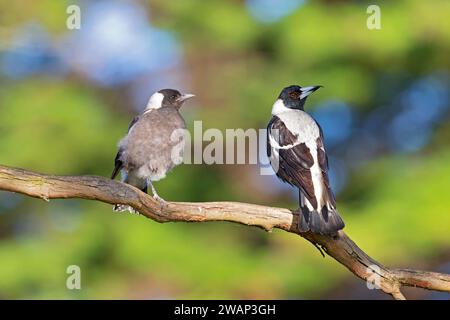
[{"xmin": 119, "ymin": 107, "xmax": 186, "ymax": 174}]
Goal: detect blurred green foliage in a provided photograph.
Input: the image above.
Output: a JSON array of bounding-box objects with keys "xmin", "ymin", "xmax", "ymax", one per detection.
[{"xmin": 0, "ymin": 0, "xmax": 449, "ymax": 299}]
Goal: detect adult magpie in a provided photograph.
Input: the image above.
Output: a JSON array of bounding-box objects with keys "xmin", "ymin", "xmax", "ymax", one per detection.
[
  {"xmin": 267, "ymin": 85, "xmax": 345, "ymax": 234},
  {"xmin": 111, "ymin": 88, "xmax": 194, "ymax": 212}
]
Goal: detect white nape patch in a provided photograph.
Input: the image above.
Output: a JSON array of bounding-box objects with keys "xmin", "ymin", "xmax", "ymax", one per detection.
[
  {"xmin": 276, "ymin": 110, "xmax": 320, "ymax": 143},
  {"xmin": 271, "ymin": 99, "xmax": 291, "ymax": 115},
  {"xmin": 300, "ymin": 86, "xmax": 316, "ymax": 99},
  {"xmin": 145, "ymin": 92, "xmax": 164, "ymax": 111}
]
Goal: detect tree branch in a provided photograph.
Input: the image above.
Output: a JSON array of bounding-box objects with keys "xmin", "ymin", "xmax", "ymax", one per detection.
[{"xmin": 0, "ymin": 164, "xmax": 449, "ymax": 299}]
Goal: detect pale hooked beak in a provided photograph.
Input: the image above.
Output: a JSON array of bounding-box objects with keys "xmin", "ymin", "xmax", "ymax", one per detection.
[
  {"xmin": 300, "ymin": 86, "xmax": 322, "ymax": 99},
  {"xmin": 177, "ymin": 93, "xmax": 195, "ymax": 102}
]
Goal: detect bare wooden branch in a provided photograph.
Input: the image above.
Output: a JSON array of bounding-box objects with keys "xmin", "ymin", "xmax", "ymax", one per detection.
[{"xmin": 0, "ymin": 164, "xmax": 449, "ymax": 299}]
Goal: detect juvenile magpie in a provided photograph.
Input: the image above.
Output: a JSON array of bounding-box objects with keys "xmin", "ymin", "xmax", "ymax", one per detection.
[
  {"xmin": 111, "ymin": 88, "xmax": 194, "ymax": 212},
  {"xmin": 267, "ymin": 85, "xmax": 345, "ymax": 235}
]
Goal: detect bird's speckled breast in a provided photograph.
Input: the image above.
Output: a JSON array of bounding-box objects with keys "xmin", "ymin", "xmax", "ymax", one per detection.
[{"xmin": 122, "ymin": 107, "xmax": 186, "ymax": 179}]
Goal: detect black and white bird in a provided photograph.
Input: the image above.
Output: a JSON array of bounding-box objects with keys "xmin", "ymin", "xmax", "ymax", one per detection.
[
  {"xmin": 111, "ymin": 89, "xmax": 194, "ymax": 212},
  {"xmin": 267, "ymin": 85, "xmax": 345, "ymax": 234}
]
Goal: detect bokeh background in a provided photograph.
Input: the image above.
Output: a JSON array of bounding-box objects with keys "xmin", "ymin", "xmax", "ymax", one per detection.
[{"xmin": 0, "ymin": 0, "xmax": 449, "ymax": 299}]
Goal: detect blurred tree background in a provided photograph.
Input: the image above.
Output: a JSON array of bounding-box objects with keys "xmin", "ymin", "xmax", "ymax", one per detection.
[{"xmin": 0, "ymin": 0, "xmax": 449, "ymax": 299}]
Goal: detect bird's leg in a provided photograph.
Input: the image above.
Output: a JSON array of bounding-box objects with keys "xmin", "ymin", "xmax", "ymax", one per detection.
[{"xmin": 147, "ymin": 179, "xmax": 167, "ymax": 208}]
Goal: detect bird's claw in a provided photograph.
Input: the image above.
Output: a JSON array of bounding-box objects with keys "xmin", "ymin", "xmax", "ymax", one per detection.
[{"xmin": 153, "ymin": 195, "xmax": 168, "ymax": 209}]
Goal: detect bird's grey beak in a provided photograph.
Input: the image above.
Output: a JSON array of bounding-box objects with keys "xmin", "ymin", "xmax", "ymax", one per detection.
[
  {"xmin": 300, "ymin": 86, "xmax": 322, "ymax": 99},
  {"xmin": 177, "ymin": 93, "xmax": 195, "ymax": 102}
]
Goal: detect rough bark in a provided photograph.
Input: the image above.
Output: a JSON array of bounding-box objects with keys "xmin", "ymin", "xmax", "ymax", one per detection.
[{"xmin": 0, "ymin": 164, "xmax": 449, "ymax": 300}]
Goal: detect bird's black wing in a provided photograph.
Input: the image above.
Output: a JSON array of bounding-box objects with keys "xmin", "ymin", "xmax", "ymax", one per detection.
[
  {"xmin": 268, "ymin": 116, "xmax": 317, "ymax": 208},
  {"xmin": 127, "ymin": 115, "xmax": 140, "ymax": 132},
  {"xmin": 111, "ymin": 150, "xmax": 123, "ymax": 179},
  {"xmin": 111, "ymin": 115, "xmax": 140, "ymax": 180}
]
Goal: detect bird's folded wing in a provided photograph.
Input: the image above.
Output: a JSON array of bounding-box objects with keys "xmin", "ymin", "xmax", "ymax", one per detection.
[
  {"xmin": 111, "ymin": 115, "xmax": 140, "ymax": 179},
  {"xmin": 267, "ymin": 116, "xmax": 317, "ymax": 207}
]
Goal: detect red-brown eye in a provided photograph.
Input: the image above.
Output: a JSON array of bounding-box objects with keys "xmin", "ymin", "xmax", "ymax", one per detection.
[{"xmin": 289, "ymin": 91, "xmax": 300, "ymax": 99}]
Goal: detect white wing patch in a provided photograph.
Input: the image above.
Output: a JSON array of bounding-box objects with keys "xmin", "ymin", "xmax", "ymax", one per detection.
[
  {"xmin": 305, "ymin": 140, "xmax": 325, "ymax": 211},
  {"xmin": 268, "ymin": 131, "xmax": 302, "ymax": 150}
]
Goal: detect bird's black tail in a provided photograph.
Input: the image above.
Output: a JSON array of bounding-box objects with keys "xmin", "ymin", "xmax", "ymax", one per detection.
[{"xmin": 298, "ymin": 206, "xmax": 345, "ymax": 235}]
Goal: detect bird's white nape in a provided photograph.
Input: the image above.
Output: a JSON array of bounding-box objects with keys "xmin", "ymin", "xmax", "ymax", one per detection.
[
  {"xmin": 271, "ymin": 99, "xmax": 291, "ymax": 115},
  {"xmin": 145, "ymin": 92, "xmax": 164, "ymax": 110}
]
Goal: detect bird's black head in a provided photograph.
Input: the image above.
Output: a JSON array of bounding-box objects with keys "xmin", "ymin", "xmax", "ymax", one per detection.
[
  {"xmin": 278, "ymin": 85, "xmax": 322, "ymax": 110},
  {"xmin": 158, "ymin": 88, "xmax": 195, "ymax": 109}
]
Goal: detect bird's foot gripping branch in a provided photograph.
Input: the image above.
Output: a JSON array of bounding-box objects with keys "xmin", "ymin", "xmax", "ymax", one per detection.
[{"xmin": 0, "ymin": 164, "xmax": 449, "ymax": 300}]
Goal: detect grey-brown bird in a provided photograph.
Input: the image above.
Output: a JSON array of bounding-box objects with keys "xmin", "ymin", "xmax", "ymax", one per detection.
[{"xmin": 111, "ymin": 89, "xmax": 194, "ymax": 212}]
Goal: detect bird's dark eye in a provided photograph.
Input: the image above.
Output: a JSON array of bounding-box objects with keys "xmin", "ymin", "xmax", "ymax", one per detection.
[{"xmin": 289, "ymin": 91, "xmax": 300, "ymax": 99}]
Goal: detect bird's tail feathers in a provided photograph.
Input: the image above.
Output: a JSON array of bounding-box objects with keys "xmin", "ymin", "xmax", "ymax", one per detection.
[{"xmin": 298, "ymin": 205, "xmax": 345, "ymax": 235}]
